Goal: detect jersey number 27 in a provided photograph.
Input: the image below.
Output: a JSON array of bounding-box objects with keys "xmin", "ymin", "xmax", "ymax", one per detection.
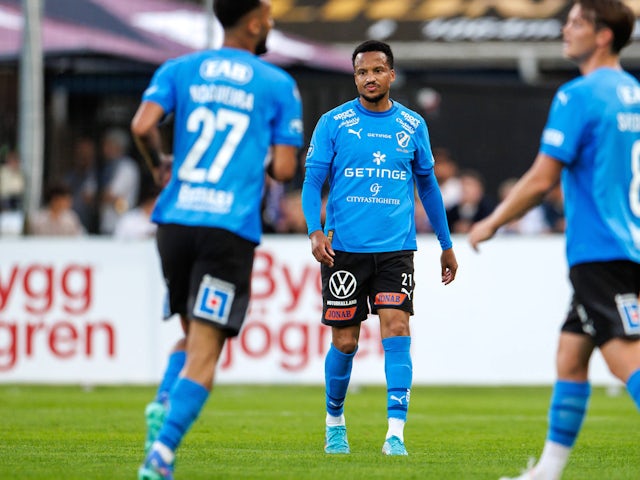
[{"xmin": 178, "ymin": 106, "xmax": 249, "ymax": 184}]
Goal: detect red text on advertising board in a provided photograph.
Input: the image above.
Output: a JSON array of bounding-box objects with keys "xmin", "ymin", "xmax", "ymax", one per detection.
[
  {"xmin": 0, "ymin": 263, "xmax": 115, "ymax": 371},
  {"xmin": 0, "ymin": 263, "xmax": 92, "ymax": 314}
]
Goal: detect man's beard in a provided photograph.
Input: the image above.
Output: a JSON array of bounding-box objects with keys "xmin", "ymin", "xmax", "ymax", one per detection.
[
  {"xmin": 256, "ymin": 38, "xmax": 268, "ymax": 56},
  {"xmin": 360, "ymin": 91, "xmax": 386, "ymax": 104}
]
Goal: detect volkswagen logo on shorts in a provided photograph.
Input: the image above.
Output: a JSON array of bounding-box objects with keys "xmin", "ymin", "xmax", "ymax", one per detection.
[{"xmin": 329, "ymin": 270, "xmax": 357, "ymax": 299}]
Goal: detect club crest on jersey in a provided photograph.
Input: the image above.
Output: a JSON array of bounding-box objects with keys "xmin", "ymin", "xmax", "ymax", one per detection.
[
  {"xmin": 199, "ymin": 59, "xmax": 253, "ymax": 84},
  {"xmin": 396, "ymin": 131, "xmax": 411, "ymax": 148},
  {"xmin": 616, "ymin": 293, "xmax": 640, "ymax": 335},
  {"xmin": 194, "ymin": 275, "xmax": 235, "ymax": 325}
]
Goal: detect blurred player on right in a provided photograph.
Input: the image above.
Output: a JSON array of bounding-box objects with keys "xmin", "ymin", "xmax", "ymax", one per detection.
[{"xmin": 469, "ymin": 1, "xmax": 640, "ymax": 479}]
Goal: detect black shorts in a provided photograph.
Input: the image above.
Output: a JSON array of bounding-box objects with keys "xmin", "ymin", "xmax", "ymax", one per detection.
[
  {"xmin": 562, "ymin": 260, "xmax": 640, "ymax": 346},
  {"xmin": 156, "ymin": 224, "xmax": 256, "ymax": 337},
  {"xmin": 320, "ymin": 250, "xmax": 415, "ymax": 327}
]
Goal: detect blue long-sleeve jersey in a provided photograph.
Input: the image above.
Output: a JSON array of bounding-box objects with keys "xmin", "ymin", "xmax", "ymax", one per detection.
[
  {"xmin": 302, "ymin": 98, "xmax": 451, "ymax": 253},
  {"xmin": 540, "ymin": 68, "xmax": 640, "ymax": 266},
  {"xmin": 141, "ymin": 48, "xmax": 304, "ymax": 244}
]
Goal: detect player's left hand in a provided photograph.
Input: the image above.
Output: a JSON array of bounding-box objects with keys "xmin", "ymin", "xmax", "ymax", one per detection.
[{"xmin": 440, "ymin": 248, "xmax": 458, "ymax": 285}]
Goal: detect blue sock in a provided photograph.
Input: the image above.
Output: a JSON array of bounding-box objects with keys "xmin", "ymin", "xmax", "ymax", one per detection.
[
  {"xmin": 383, "ymin": 336, "xmax": 412, "ymax": 421},
  {"xmin": 547, "ymin": 380, "xmax": 590, "ymax": 447},
  {"xmin": 157, "ymin": 377, "xmax": 209, "ymax": 451},
  {"xmin": 626, "ymin": 369, "xmax": 640, "ymax": 410},
  {"xmin": 325, "ymin": 344, "xmax": 356, "ymax": 417},
  {"xmin": 155, "ymin": 350, "xmax": 186, "ymax": 405}
]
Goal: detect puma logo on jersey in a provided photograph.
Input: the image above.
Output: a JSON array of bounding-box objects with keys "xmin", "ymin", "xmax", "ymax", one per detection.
[
  {"xmin": 348, "ymin": 128, "xmax": 362, "ymax": 139},
  {"xmin": 390, "ymin": 395, "xmax": 407, "ymax": 405}
]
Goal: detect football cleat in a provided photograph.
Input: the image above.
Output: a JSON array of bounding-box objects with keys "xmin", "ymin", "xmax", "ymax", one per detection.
[
  {"xmin": 382, "ymin": 436, "xmax": 408, "ymax": 456},
  {"xmin": 138, "ymin": 448, "xmax": 174, "ymax": 480},
  {"xmin": 144, "ymin": 401, "xmax": 167, "ymax": 455},
  {"xmin": 500, "ymin": 458, "xmax": 545, "ymax": 480},
  {"xmin": 324, "ymin": 425, "xmax": 350, "ymax": 454}
]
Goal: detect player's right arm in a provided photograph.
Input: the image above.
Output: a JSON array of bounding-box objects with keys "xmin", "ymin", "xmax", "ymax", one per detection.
[
  {"xmin": 131, "ymin": 101, "xmax": 166, "ymax": 182},
  {"xmin": 131, "ymin": 59, "xmax": 179, "ymax": 186},
  {"xmin": 302, "ymin": 164, "xmax": 334, "ymax": 267},
  {"xmin": 301, "ymin": 114, "xmax": 335, "ymax": 266},
  {"xmin": 468, "ymin": 152, "xmax": 563, "ymax": 251}
]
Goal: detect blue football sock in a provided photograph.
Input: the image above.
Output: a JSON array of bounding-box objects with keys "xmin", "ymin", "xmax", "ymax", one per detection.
[
  {"xmin": 383, "ymin": 336, "xmax": 412, "ymax": 421},
  {"xmin": 547, "ymin": 380, "xmax": 590, "ymax": 447},
  {"xmin": 325, "ymin": 344, "xmax": 356, "ymax": 417},
  {"xmin": 157, "ymin": 377, "xmax": 209, "ymax": 451},
  {"xmin": 155, "ymin": 350, "xmax": 186, "ymax": 405},
  {"xmin": 626, "ymin": 369, "xmax": 640, "ymax": 410}
]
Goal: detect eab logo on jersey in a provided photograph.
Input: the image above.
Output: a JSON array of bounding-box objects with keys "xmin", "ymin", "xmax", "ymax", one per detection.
[
  {"xmin": 194, "ymin": 275, "xmax": 236, "ymax": 325},
  {"xmin": 617, "ymin": 85, "xmax": 640, "ymax": 105},
  {"xmin": 616, "ymin": 293, "xmax": 640, "ymax": 335},
  {"xmin": 200, "ymin": 59, "xmax": 253, "ymax": 84}
]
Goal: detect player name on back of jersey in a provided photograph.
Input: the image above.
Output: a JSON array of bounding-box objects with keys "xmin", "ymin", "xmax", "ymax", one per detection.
[
  {"xmin": 617, "ymin": 113, "xmax": 640, "ymax": 132},
  {"xmin": 617, "ymin": 84, "xmax": 640, "ymax": 132},
  {"xmin": 177, "ymin": 184, "xmax": 234, "ymax": 214},
  {"xmin": 190, "ymin": 85, "xmax": 254, "ymax": 111}
]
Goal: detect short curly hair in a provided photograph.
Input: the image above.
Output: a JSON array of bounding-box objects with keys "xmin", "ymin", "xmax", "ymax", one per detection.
[
  {"xmin": 352, "ymin": 40, "xmax": 394, "ymax": 70},
  {"xmin": 214, "ymin": 0, "xmax": 262, "ymax": 29}
]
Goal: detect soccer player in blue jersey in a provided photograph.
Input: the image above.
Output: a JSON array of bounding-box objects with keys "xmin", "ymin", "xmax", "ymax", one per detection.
[
  {"xmin": 301, "ymin": 40, "xmax": 458, "ymax": 456},
  {"xmin": 469, "ymin": 1, "xmax": 640, "ymax": 478},
  {"xmin": 130, "ymin": 1, "xmax": 303, "ymax": 478}
]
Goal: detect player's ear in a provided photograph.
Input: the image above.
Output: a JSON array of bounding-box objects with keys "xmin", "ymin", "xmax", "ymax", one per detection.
[
  {"xmin": 595, "ymin": 25, "xmax": 613, "ymax": 51},
  {"xmin": 246, "ymin": 11, "xmax": 262, "ymax": 37}
]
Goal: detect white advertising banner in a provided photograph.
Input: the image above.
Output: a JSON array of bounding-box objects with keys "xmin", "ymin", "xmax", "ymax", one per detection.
[{"xmin": 0, "ymin": 235, "xmax": 615, "ymax": 385}]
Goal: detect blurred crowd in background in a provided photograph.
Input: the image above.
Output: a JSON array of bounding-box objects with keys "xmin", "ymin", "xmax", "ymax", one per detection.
[
  {"xmin": 0, "ymin": 129, "xmax": 159, "ymax": 239},
  {"xmin": 0, "ymin": 135, "xmax": 565, "ymax": 239}
]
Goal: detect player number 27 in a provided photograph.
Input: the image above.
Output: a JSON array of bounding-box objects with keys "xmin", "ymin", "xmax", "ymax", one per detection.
[{"xmin": 178, "ymin": 106, "xmax": 249, "ymax": 184}]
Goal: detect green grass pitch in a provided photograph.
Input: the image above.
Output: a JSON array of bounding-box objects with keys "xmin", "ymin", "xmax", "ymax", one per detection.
[{"xmin": 0, "ymin": 384, "xmax": 638, "ymax": 479}]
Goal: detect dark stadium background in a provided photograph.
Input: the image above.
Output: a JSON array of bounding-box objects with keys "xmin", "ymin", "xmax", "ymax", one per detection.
[{"xmin": 2, "ymin": 0, "xmax": 640, "ymax": 200}]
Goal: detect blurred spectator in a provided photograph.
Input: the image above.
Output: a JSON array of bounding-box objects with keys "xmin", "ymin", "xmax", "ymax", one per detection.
[
  {"xmin": 0, "ymin": 149, "xmax": 25, "ymax": 211},
  {"xmin": 277, "ymin": 188, "xmax": 307, "ymax": 233},
  {"xmin": 64, "ymin": 136, "xmax": 98, "ymax": 232},
  {"xmin": 433, "ymin": 147, "xmax": 462, "ymax": 210},
  {"xmin": 496, "ymin": 177, "xmax": 549, "ymax": 235},
  {"xmin": 98, "ymin": 128, "xmax": 140, "ymax": 235},
  {"xmin": 446, "ymin": 169, "xmax": 495, "ymax": 234},
  {"xmin": 114, "ymin": 183, "xmax": 160, "ymax": 240},
  {"xmin": 541, "ymin": 183, "xmax": 566, "ymax": 233},
  {"xmin": 26, "ymin": 180, "xmax": 84, "ymax": 236}
]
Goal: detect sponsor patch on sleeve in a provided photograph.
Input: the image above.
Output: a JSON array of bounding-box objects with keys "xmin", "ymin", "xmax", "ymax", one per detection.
[
  {"xmin": 193, "ymin": 275, "xmax": 235, "ymax": 325},
  {"xmin": 542, "ymin": 128, "xmax": 564, "ymax": 147}
]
